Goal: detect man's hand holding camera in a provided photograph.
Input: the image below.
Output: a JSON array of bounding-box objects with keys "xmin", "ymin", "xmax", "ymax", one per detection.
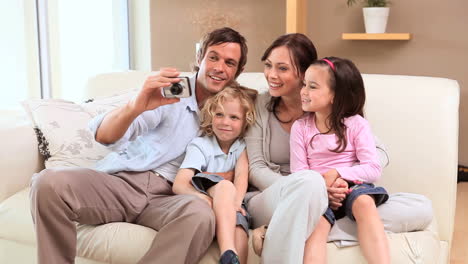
[
  {"xmin": 95, "ymin": 68, "xmax": 187, "ymax": 144},
  {"xmin": 129, "ymin": 68, "xmax": 183, "ymax": 115}
]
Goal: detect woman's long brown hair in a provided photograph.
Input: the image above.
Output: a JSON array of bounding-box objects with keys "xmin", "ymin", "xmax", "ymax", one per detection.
[{"xmin": 261, "ymin": 33, "xmax": 318, "ymax": 122}]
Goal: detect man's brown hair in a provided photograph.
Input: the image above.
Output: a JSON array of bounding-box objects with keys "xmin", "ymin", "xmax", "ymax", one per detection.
[{"xmin": 194, "ymin": 27, "xmax": 248, "ymax": 78}]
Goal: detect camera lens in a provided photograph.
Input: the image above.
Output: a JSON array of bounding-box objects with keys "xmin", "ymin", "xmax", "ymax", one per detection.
[{"xmin": 170, "ymin": 83, "xmax": 183, "ymax": 95}]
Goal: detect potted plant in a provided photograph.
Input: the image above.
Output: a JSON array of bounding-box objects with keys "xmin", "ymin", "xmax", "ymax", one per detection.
[{"xmin": 347, "ymin": 0, "xmax": 390, "ymax": 33}]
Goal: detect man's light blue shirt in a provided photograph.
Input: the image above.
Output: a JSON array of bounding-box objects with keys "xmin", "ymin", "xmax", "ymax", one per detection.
[
  {"xmin": 88, "ymin": 74, "xmax": 200, "ymax": 179},
  {"xmin": 180, "ymin": 135, "xmax": 246, "ymax": 173}
]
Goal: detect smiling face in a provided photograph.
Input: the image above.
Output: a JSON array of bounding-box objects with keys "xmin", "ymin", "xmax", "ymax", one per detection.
[
  {"xmin": 301, "ymin": 65, "xmax": 335, "ymax": 116},
  {"xmin": 212, "ymin": 98, "xmax": 246, "ymax": 150},
  {"xmin": 196, "ymin": 42, "xmax": 242, "ymax": 96},
  {"xmin": 263, "ymin": 46, "xmax": 303, "ymax": 98}
]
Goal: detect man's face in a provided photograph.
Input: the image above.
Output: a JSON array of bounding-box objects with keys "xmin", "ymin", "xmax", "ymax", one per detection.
[{"xmin": 196, "ymin": 42, "xmax": 242, "ymax": 95}]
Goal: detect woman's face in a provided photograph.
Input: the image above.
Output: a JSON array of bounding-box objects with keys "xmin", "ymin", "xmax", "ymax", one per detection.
[{"xmin": 263, "ymin": 46, "xmax": 303, "ymax": 98}]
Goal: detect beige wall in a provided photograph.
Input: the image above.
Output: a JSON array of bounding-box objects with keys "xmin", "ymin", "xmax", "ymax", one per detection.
[
  {"xmin": 149, "ymin": 0, "xmax": 284, "ymax": 73},
  {"xmin": 145, "ymin": 0, "xmax": 468, "ymax": 165},
  {"xmin": 308, "ymin": 0, "xmax": 468, "ymax": 166}
]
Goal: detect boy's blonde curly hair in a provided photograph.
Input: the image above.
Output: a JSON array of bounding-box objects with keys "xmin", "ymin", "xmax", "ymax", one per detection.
[{"xmin": 200, "ymin": 84, "xmax": 257, "ymax": 139}]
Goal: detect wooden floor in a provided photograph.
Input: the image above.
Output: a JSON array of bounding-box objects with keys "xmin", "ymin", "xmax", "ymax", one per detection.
[{"xmin": 451, "ymin": 182, "xmax": 468, "ymax": 263}]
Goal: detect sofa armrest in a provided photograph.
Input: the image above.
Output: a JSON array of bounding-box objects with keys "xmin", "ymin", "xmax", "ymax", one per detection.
[
  {"xmin": 362, "ymin": 74, "xmax": 459, "ymax": 246},
  {"xmin": 0, "ymin": 110, "xmax": 44, "ymax": 202}
]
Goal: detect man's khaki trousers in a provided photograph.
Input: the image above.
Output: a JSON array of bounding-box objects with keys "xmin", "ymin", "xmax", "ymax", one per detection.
[{"xmin": 30, "ymin": 168, "xmax": 215, "ymax": 264}]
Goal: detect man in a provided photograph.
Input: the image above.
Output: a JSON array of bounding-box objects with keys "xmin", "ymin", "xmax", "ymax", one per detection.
[{"xmin": 30, "ymin": 27, "xmax": 248, "ymax": 264}]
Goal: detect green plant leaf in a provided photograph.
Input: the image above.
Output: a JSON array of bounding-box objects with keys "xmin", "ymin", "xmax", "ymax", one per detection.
[
  {"xmin": 347, "ymin": 0, "xmax": 358, "ymax": 7},
  {"xmin": 347, "ymin": 0, "xmax": 389, "ymax": 7}
]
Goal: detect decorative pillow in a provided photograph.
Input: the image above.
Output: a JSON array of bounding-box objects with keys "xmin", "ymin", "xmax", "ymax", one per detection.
[{"xmin": 21, "ymin": 90, "xmax": 137, "ymax": 169}]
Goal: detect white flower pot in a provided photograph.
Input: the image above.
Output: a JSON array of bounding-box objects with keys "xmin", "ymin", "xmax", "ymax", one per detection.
[{"xmin": 363, "ymin": 7, "xmax": 389, "ymax": 33}]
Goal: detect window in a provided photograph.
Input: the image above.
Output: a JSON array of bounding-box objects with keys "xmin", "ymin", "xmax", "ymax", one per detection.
[
  {"xmin": 0, "ymin": 1, "xmax": 41, "ymax": 109},
  {"xmin": 46, "ymin": 0, "xmax": 129, "ymax": 102},
  {"xmin": 0, "ymin": 0, "xmax": 129, "ymax": 109}
]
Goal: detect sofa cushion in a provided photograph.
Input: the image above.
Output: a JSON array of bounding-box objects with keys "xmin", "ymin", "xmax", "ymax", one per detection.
[
  {"xmin": 0, "ymin": 188, "xmax": 224, "ymax": 263},
  {"xmin": 0, "ymin": 187, "xmax": 443, "ymax": 263},
  {"xmin": 0, "ymin": 188, "xmax": 35, "ymax": 245},
  {"xmin": 0, "ymin": 112, "xmax": 44, "ymax": 202},
  {"xmin": 21, "ymin": 91, "xmax": 136, "ymax": 169},
  {"xmin": 328, "ymin": 231, "xmax": 442, "ymax": 263}
]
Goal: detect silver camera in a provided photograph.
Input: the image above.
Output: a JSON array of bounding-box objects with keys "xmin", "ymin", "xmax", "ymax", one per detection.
[{"xmin": 162, "ymin": 77, "xmax": 191, "ymax": 98}]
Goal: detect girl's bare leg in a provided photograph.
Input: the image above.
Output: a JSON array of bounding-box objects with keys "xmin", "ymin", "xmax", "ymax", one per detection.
[
  {"xmin": 303, "ymin": 216, "xmax": 331, "ymax": 264},
  {"xmin": 353, "ymin": 195, "xmax": 390, "ymax": 264}
]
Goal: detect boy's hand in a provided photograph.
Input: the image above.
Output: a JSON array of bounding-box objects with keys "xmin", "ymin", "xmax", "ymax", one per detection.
[{"xmin": 237, "ymin": 206, "xmax": 247, "ymax": 216}]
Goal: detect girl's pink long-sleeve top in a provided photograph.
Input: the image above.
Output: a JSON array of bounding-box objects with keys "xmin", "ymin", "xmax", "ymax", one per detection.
[{"xmin": 290, "ymin": 114, "xmax": 382, "ymax": 183}]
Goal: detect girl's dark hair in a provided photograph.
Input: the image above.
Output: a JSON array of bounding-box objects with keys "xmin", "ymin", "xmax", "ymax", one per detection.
[
  {"xmin": 261, "ymin": 33, "xmax": 318, "ymax": 119},
  {"xmin": 309, "ymin": 56, "xmax": 366, "ymax": 153}
]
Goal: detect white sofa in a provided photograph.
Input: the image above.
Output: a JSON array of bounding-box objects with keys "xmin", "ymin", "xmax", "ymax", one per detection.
[{"xmin": 0, "ymin": 71, "xmax": 460, "ymax": 263}]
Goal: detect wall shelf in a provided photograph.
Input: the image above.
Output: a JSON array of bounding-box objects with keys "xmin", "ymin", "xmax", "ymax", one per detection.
[{"xmin": 342, "ymin": 33, "xmax": 411, "ymax": 40}]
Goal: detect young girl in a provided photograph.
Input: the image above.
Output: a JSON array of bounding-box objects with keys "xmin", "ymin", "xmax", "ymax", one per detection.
[
  {"xmin": 290, "ymin": 57, "xmax": 390, "ymax": 264},
  {"xmin": 173, "ymin": 86, "xmax": 257, "ymax": 264}
]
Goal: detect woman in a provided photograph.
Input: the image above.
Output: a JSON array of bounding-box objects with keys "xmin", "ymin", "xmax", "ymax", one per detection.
[{"xmin": 244, "ymin": 33, "xmax": 433, "ymax": 264}]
